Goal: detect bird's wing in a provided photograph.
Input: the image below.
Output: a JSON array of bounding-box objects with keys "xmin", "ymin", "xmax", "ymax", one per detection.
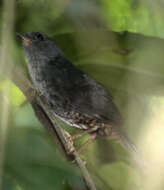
[
  {"xmin": 46, "ymin": 55, "xmax": 123, "ymax": 126},
  {"xmin": 69, "ymin": 74, "xmax": 123, "ymax": 126}
]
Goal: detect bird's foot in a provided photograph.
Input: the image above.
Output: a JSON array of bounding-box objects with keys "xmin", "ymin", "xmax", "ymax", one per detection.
[
  {"xmin": 71, "ymin": 126, "xmax": 98, "ymax": 141},
  {"xmin": 64, "ymin": 129, "xmax": 97, "ymax": 155},
  {"xmin": 77, "ymin": 133, "xmax": 97, "ymax": 154}
]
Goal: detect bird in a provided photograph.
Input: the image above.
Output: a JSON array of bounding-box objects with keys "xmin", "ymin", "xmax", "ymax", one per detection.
[{"xmin": 17, "ymin": 32, "xmax": 140, "ymax": 162}]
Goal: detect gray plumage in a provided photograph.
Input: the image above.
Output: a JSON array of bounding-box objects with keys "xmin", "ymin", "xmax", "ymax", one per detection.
[{"xmin": 19, "ymin": 32, "xmax": 140, "ymax": 159}]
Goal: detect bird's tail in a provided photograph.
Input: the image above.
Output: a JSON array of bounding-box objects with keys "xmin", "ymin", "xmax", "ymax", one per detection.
[
  {"xmin": 110, "ymin": 127, "xmax": 146, "ymax": 168},
  {"xmin": 116, "ymin": 130, "xmax": 138, "ymax": 155}
]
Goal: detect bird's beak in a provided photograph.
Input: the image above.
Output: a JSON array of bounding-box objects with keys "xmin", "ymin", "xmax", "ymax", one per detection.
[{"xmin": 16, "ymin": 33, "xmax": 32, "ymax": 46}]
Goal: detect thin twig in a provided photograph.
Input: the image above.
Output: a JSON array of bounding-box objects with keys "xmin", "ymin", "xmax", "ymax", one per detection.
[
  {"xmin": 38, "ymin": 99, "xmax": 97, "ymax": 190},
  {"xmin": 10, "ymin": 66, "xmax": 97, "ymax": 190}
]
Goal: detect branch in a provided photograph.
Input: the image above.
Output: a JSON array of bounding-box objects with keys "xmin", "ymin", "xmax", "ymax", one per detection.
[{"xmin": 11, "ymin": 67, "xmax": 97, "ymax": 190}]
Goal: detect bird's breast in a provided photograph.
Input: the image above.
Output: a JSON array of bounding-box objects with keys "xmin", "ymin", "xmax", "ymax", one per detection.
[{"xmin": 28, "ymin": 61, "xmax": 48, "ymax": 94}]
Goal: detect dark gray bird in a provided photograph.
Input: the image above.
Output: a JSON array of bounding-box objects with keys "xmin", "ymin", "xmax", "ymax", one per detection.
[{"xmin": 18, "ymin": 32, "xmax": 139, "ymax": 159}]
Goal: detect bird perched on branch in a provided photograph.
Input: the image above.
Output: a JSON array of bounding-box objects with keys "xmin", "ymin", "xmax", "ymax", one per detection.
[{"xmin": 18, "ymin": 32, "xmax": 139, "ymax": 161}]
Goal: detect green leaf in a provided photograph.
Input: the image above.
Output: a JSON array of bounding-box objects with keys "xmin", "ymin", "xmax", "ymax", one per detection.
[
  {"xmin": 99, "ymin": 162, "xmax": 140, "ymax": 190},
  {"xmin": 3, "ymin": 127, "xmax": 85, "ymax": 190}
]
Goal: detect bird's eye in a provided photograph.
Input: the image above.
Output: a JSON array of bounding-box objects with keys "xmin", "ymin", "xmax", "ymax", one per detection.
[{"xmin": 35, "ymin": 33, "xmax": 44, "ymax": 41}]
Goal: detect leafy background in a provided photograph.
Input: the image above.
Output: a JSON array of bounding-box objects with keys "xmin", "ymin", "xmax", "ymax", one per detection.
[{"xmin": 1, "ymin": 0, "xmax": 164, "ymax": 189}]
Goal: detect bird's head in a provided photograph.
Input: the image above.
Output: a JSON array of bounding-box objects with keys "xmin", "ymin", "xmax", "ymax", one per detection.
[{"xmin": 17, "ymin": 32, "xmax": 63, "ymax": 61}]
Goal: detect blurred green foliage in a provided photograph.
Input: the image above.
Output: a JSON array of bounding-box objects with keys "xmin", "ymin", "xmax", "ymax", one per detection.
[{"xmin": 1, "ymin": 0, "xmax": 164, "ymax": 189}]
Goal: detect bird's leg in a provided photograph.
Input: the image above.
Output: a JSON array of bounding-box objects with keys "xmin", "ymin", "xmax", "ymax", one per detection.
[
  {"xmin": 78, "ymin": 133, "xmax": 97, "ymax": 154},
  {"xmin": 71, "ymin": 126, "xmax": 98, "ymax": 140}
]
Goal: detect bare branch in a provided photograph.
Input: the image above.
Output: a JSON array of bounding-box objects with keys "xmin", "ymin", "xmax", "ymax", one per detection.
[{"xmin": 10, "ymin": 66, "xmax": 97, "ymax": 190}]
